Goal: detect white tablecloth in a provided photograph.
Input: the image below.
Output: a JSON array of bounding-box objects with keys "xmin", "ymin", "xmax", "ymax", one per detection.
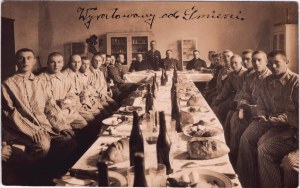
[{"xmin": 59, "ymin": 74, "xmax": 240, "ymax": 187}]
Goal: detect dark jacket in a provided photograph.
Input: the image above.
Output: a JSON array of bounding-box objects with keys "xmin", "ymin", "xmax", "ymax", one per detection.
[
  {"xmin": 129, "ymin": 60, "xmax": 149, "ymax": 72},
  {"xmin": 146, "ymin": 50, "xmax": 161, "ymax": 71},
  {"xmin": 186, "ymin": 58, "xmax": 207, "ymax": 70}
]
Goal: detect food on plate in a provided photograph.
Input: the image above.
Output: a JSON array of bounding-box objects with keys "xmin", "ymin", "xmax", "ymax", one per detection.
[
  {"xmin": 167, "ymin": 178, "xmax": 190, "ymax": 187},
  {"xmin": 180, "ymin": 111, "xmax": 194, "ymax": 124},
  {"xmin": 188, "ymin": 106, "xmax": 209, "ymax": 113},
  {"xmin": 187, "ymin": 138, "xmax": 230, "ymax": 159},
  {"xmin": 187, "ymin": 125, "xmax": 215, "ymax": 137},
  {"xmin": 102, "ymin": 138, "xmax": 129, "ymax": 163},
  {"xmin": 187, "ymin": 95, "xmax": 202, "ymax": 106}
]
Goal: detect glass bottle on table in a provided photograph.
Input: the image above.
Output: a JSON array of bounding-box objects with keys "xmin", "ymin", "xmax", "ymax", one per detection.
[
  {"xmin": 171, "ymin": 82, "xmax": 182, "ymax": 133},
  {"xmin": 129, "ymin": 111, "xmax": 145, "ymax": 166},
  {"xmin": 151, "ymin": 73, "xmax": 158, "ymax": 98},
  {"xmin": 145, "ymin": 84, "xmax": 154, "ymax": 114},
  {"xmin": 157, "ymin": 111, "xmax": 173, "ymax": 175},
  {"xmin": 97, "ymin": 160, "xmax": 109, "ymax": 186},
  {"xmin": 133, "ymin": 152, "xmax": 148, "ymax": 187},
  {"xmin": 161, "ymin": 69, "xmax": 166, "ymax": 86}
]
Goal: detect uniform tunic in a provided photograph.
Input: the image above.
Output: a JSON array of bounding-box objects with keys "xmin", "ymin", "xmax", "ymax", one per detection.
[
  {"xmin": 39, "ymin": 72, "xmax": 87, "ymax": 129},
  {"xmin": 2, "ymin": 73, "xmax": 58, "ymax": 158},
  {"xmin": 236, "ymin": 69, "xmax": 298, "ymax": 187},
  {"xmin": 146, "ymin": 50, "xmax": 161, "ymax": 71},
  {"xmin": 228, "ymin": 68, "xmax": 272, "ymax": 166},
  {"xmin": 186, "ymin": 58, "xmax": 207, "ymax": 71}
]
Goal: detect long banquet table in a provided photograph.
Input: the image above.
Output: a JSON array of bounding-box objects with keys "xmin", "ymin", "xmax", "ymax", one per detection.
[{"xmin": 56, "ymin": 71, "xmax": 241, "ymax": 187}]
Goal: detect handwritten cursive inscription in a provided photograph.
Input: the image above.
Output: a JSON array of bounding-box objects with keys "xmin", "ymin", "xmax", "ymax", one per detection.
[{"xmin": 77, "ymin": 6, "xmax": 245, "ymax": 29}]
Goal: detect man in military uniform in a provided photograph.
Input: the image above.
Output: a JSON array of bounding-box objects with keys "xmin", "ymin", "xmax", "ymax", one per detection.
[
  {"xmin": 186, "ymin": 50, "xmax": 207, "ymax": 71},
  {"xmin": 146, "ymin": 40, "xmax": 161, "ymax": 71},
  {"xmin": 161, "ymin": 50, "xmax": 182, "ymax": 70},
  {"xmin": 129, "ymin": 53, "xmax": 149, "ymax": 72}
]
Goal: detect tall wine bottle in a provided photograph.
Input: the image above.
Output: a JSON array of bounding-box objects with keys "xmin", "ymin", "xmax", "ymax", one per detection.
[
  {"xmin": 97, "ymin": 161, "xmax": 109, "ymax": 186},
  {"xmin": 129, "ymin": 111, "xmax": 144, "ymax": 166},
  {"xmin": 171, "ymin": 83, "xmax": 182, "ymax": 132},
  {"xmin": 133, "ymin": 152, "xmax": 148, "ymax": 187},
  {"xmin": 145, "ymin": 84, "xmax": 154, "ymax": 114},
  {"xmin": 156, "ymin": 111, "xmax": 173, "ymax": 174},
  {"xmin": 161, "ymin": 69, "xmax": 166, "ymax": 86}
]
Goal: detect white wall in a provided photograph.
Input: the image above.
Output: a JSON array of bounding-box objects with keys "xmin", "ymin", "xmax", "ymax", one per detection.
[{"xmin": 2, "ymin": 1, "xmax": 298, "ymax": 72}]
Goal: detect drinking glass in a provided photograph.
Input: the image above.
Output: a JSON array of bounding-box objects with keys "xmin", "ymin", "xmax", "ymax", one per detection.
[{"xmin": 149, "ymin": 164, "xmax": 167, "ymax": 187}]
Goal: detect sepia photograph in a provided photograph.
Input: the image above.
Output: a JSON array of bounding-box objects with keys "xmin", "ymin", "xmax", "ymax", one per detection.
[{"xmin": 1, "ymin": 1, "xmax": 299, "ymax": 187}]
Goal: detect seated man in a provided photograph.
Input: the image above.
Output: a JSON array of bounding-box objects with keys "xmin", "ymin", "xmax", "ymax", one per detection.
[
  {"xmin": 186, "ymin": 50, "xmax": 207, "ymax": 71},
  {"xmin": 205, "ymin": 50, "xmax": 233, "ymax": 105},
  {"xmin": 236, "ymin": 50, "xmax": 298, "ymax": 187},
  {"xmin": 89, "ymin": 54, "xmax": 119, "ymax": 112},
  {"xmin": 280, "ymin": 150, "xmax": 299, "ymax": 188},
  {"xmin": 204, "ymin": 52, "xmax": 223, "ymax": 103},
  {"xmin": 63, "ymin": 54, "xmax": 103, "ymax": 120},
  {"xmin": 116, "ymin": 54, "xmax": 127, "ymax": 65},
  {"xmin": 2, "ymin": 48, "xmax": 76, "ymax": 165},
  {"xmin": 161, "ymin": 50, "xmax": 182, "ymax": 71},
  {"xmin": 227, "ymin": 50, "xmax": 271, "ymax": 166},
  {"xmin": 107, "ymin": 55, "xmax": 138, "ymax": 101},
  {"xmin": 212, "ymin": 54, "xmax": 247, "ymax": 124},
  {"xmin": 39, "ymin": 52, "xmax": 88, "ymax": 130},
  {"xmin": 129, "ymin": 53, "xmax": 149, "ymax": 72}
]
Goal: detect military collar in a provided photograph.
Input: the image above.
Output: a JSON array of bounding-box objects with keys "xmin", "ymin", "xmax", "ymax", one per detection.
[
  {"xmin": 257, "ymin": 68, "xmax": 270, "ymax": 80},
  {"xmin": 233, "ymin": 66, "xmax": 247, "ymax": 76},
  {"xmin": 16, "ymin": 72, "xmax": 35, "ymax": 80},
  {"xmin": 274, "ymin": 69, "xmax": 292, "ymax": 85},
  {"xmin": 45, "ymin": 71, "xmax": 64, "ymax": 81}
]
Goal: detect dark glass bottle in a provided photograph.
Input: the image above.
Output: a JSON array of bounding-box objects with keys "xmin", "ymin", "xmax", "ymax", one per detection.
[
  {"xmin": 133, "ymin": 152, "xmax": 148, "ymax": 187},
  {"xmin": 161, "ymin": 69, "xmax": 166, "ymax": 86},
  {"xmin": 97, "ymin": 161, "xmax": 109, "ymax": 186},
  {"xmin": 171, "ymin": 77, "xmax": 176, "ymax": 100},
  {"xmin": 157, "ymin": 111, "xmax": 173, "ymax": 175},
  {"xmin": 171, "ymin": 84, "xmax": 182, "ymax": 132},
  {"xmin": 163, "ymin": 66, "xmax": 168, "ymax": 82},
  {"xmin": 129, "ymin": 111, "xmax": 144, "ymax": 166},
  {"xmin": 145, "ymin": 84, "xmax": 154, "ymax": 114},
  {"xmin": 151, "ymin": 73, "xmax": 158, "ymax": 98}
]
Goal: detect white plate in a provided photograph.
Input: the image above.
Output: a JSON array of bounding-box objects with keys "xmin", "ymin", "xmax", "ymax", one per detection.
[
  {"xmin": 102, "ymin": 117, "xmax": 119, "ymax": 126},
  {"xmin": 108, "ymin": 171, "xmax": 127, "ymax": 187},
  {"xmin": 169, "ymin": 169, "xmax": 232, "ymax": 188},
  {"xmin": 182, "ymin": 124, "xmax": 223, "ymax": 139}
]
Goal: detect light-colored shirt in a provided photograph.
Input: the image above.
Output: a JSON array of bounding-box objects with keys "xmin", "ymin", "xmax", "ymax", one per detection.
[
  {"xmin": 257, "ymin": 69, "xmax": 298, "ymax": 127},
  {"xmin": 89, "ymin": 66, "xmax": 108, "ymax": 96},
  {"xmin": 2, "ymin": 73, "xmax": 57, "ymax": 138}
]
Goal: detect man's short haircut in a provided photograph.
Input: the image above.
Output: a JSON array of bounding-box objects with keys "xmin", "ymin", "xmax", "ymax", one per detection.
[
  {"xmin": 242, "ymin": 49, "xmax": 253, "ymax": 55},
  {"xmin": 81, "ymin": 56, "xmax": 89, "ymax": 61},
  {"xmin": 223, "ymin": 50, "xmax": 233, "ymax": 55},
  {"xmin": 16, "ymin": 48, "xmax": 35, "ymax": 58},
  {"xmin": 231, "ymin": 54, "xmax": 242, "ymax": 61},
  {"xmin": 68, "ymin": 53, "xmax": 81, "ymax": 65},
  {"xmin": 47, "ymin": 52, "xmax": 63, "ymax": 63},
  {"xmin": 166, "ymin": 50, "xmax": 172, "ymax": 53},
  {"xmin": 252, "ymin": 50, "xmax": 267, "ymax": 59},
  {"xmin": 91, "ymin": 54, "xmax": 102, "ymax": 62},
  {"xmin": 150, "ymin": 40, "xmax": 156, "ymax": 44},
  {"xmin": 193, "ymin": 50, "xmax": 200, "ymax": 54},
  {"xmin": 106, "ymin": 55, "xmax": 111, "ymax": 58},
  {"xmin": 209, "ymin": 51, "xmax": 216, "ymax": 54},
  {"xmin": 267, "ymin": 50, "xmax": 287, "ymax": 61}
]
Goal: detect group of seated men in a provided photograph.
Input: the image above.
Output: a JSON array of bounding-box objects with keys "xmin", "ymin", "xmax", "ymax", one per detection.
[
  {"xmin": 202, "ymin": 49, "xmax": 298, "ymax": 188},
  {"xmin": 1, "ymin": 48, "xmax": 141, "ymax": 185},
  {"xmin": 2, "ymin": 44, "xmax": 298, "ymax": 187}
]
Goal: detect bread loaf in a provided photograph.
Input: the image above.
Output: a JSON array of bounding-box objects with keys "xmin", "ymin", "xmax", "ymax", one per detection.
[
  {"xmin": 187, "ymin": 138, "xmax": 229, "ymax": 159},
  {"xmin": 103, "ymin": 138, "xmax": 129, "ymax": 163},
  {"xmin": 187, "ymin": 95, "xmax": 202, "ymax": 106}
]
